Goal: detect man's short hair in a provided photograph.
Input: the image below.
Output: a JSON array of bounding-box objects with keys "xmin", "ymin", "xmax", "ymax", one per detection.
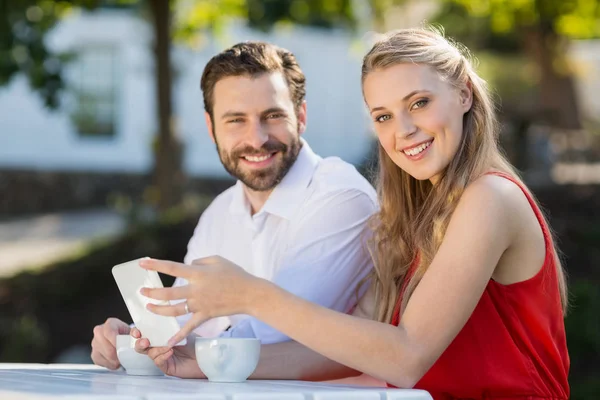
[{"xmin": 200, "ymin": 41, "xmax": 306, "ymax": 117}]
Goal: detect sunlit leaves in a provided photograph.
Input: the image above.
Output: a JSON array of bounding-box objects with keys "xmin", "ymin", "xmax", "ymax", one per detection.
[
  {"xmin": 1, "ymin": 0, "xmax": 365, "ymax": 107},
  {"xmin": 442, "ymin": 0, "xmax": 600, "ymax": 39}
]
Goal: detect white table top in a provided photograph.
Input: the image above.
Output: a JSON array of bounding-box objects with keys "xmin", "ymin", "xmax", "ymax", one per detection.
[{"xmin": 0, "ymin": 364, "xmax": 432, "ymax": 400}]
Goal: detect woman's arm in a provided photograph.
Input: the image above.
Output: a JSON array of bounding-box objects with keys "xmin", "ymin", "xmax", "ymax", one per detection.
[
  {"xmin": 244, "ymin": 176, "xmax": 516, "ymax": 387},
  {"xmin": 252, "ymin": 340, "xmax": 361, "ymax": 381},
  {"xmin": 250, "ymin": 285, "xmax": 376, "ymax": 380},
  {"xmin": 142, "ymin": 175, "xmax": 521, "ymax": 387}
]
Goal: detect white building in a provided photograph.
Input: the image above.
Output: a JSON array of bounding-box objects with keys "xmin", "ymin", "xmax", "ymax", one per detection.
[{"xmin": 0, "ymin": 8, "xmax": 375, "ymax": 178}]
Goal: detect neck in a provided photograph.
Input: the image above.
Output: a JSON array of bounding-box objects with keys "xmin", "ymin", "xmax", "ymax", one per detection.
[
  {"xmin": 429, "ymin": 172, "xmax": 442, "ymax": 186},
  {"xmin": 242, "ymin": 185, "xmax": 274, "ymax": 215}
]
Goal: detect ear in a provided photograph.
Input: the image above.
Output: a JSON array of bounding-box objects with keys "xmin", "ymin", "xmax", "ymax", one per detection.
[
  {"xmin": 459, "ymin": 80, "xmax": 473, "ymax": 113},
  {"xmin": 205, "ymin": 111, "xmax": 215, "ymax": 144},
  {"xmin": 297, "ymin": 101, "xmax": 307, "ymax": 135}
]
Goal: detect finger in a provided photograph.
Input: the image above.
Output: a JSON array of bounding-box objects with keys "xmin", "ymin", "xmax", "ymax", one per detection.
[
  {"xmin": 140, "ymin": 285, "xmax": 189, "ymax": 302},
  {"xmin": 103, "ymin": 319, "xmax": 122, "ymax": 348},
  {"xmin": 191, "ymin": 256, "xmax": 220, "ymax": 265},
  {"xmin": 111, "ymin": 318, "xmax": 131, "ymax": 336},
  {"xmin": 154, "ymin": 349, "xmax": 174, "ymax": 372},
  {"xmin": 168, "ymin": 314, "xmax": 207, "ymax": 347},
  {"xmin": 92, "ymin": 324, "xmax": 104, "ymax": 342},
  {"xmin": 134, "ymin": 337, "xmax": 151, "ymax": 354},
  {"xmin": 94, "ymin": 326, "xmax": 118, "ymax": 362},
  {"xmin": 139, "ymin": 258, "xmax": 193, "ymax": 280},
  {"xmin": 92, "ymin": 350, "xmax": 120, "ymax": 370},
  {"xmin": 147, "ymin": 346, "xmax": 173, "ymax": 361},
  {"xmin": 131, "ymin": 327, "xmax": 141, "ymax": 339},
  {"xmin": 146, "ymin": 301, "xmax": 187, "ymax": 317}
]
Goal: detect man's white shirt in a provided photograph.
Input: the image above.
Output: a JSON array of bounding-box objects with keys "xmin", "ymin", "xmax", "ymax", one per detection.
[{"xmin": 173, "ymin": 140, "xmax": 378, "ymax": 343}]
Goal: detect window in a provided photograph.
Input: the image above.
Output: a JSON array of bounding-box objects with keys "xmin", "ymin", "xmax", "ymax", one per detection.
[{"xmin": 69, "ymin": 47, "xmax": 118, "ymax": 138}]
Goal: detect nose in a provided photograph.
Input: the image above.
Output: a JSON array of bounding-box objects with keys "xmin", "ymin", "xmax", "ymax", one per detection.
[
  {"xmin": 245, "ymin": 119, "xmax": 269, "ymax": 149},
  {"xmin": 395, "ymin": 114, "xmax": 417, "ymax": 140}
]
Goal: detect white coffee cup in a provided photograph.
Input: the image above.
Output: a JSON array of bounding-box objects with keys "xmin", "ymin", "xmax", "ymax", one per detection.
[
  {"xmin": 116, "ymin": 334, "xmax": 163, "ymax": 376},
  {"xmin": 195, "ymin": 337, "xmax": 260, "ymax": 382}
]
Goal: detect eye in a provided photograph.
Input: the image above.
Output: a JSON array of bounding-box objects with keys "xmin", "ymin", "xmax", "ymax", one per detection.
[
  {"xmin": 410, "ymin": 98, "xmax": 429, "ymax": 110},
  {"xmin": 266, "ymin": 113, "xmax": 284, "ymax": 120},
  {"xmin": 375, "ymin": 114, "xmax": 391, "ymax": 123},
  {"xmin": 227, "ymin": 118, "xmax": 243, "ymax": 124}
]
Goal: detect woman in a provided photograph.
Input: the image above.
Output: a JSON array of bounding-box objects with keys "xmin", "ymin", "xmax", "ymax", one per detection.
[{"xmin": 136, "ymin": 28, "xmax": 569, "ymax": 399}]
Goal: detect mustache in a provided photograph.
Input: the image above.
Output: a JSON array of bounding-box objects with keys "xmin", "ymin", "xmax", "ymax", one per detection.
[{"xmin": 232, "ymin": 140, "xmax": 287, "ymax": 157}]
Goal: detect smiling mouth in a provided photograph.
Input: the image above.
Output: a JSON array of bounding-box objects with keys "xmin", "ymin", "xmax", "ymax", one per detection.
[
  {"xmin": 241, "ymin": 152, "xmax": 277, "ymax": 163},
  {"xmin": 403, "ymin": 140, "xmax": 433, "ymax": 156}
]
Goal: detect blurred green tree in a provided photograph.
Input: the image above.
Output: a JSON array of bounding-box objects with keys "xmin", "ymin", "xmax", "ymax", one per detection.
[
  {"xmin": 0, "ymin": 0, "xmax": 357, "ymax": 212},
  {"xmin": 434, "ymin": 0, "xmax": 600, "ymax": 130},
  {"xmin": 1, "ymin": 0, "xmax": 98, "ymax": 109}
]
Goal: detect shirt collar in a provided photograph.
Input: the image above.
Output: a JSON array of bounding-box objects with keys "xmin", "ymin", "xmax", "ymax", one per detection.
[
  {"xmin": 229, "ymin": 180, "xmax": 251, "ymax": 216},
  {"xmin": 228, "ymin": 138, "xmax": 321, "ymax": 219}
]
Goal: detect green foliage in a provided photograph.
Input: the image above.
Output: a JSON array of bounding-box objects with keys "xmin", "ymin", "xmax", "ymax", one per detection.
[
  {"xmin": 0, "ymin": 314, "xmax": 48, "ymax": 362},
  {"xmin": 0, "ymin": 0, "xmax": 101, "ymax": 108},
  {"xmin": 476, "ymin": 52, "xmax": 537, "ymax": 100},
  {"xmin": 173, "ymin": 0, "xmax": 358, "ymax": 50},
  {"xmin": 445, "ymin": 0, "xmax": 600, "ymax": 38},
  {"xmin": 367, "ymin": 0, "xmax": 409, "ymax": 27},
  {"xmin": 244, "ymin": 0, "xmax": 356, "ymax": 31},
  {"xmin": 433, "ymin": 0, "xmax": 591, "ymax": 130},
  {"xmin": 2, "ymin": 0, "xmax": 361, "ymax": 107},
  {"xmin": 434, "ymin": 0, "xmax": 600, "ymax": 53},
  {"xmin": 565, "ymin": 280, "xmax": 600, "ymax": 399},
  {"xmin": 173, "ymin": 0, "xmax": 246, "ymax": 47},
  {"xmin": 433, "ymin": 2, "xmax": 521, "ymax": 52}
]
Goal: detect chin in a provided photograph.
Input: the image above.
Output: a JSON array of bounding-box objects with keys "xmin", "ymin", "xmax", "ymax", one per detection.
[
  {"xmin": 405, "ymin": 164, "xmax": 446, "ymax": 182},
  {"xmin": 407, "ymin": 171, "xmax": 434, "ymax": 181}
]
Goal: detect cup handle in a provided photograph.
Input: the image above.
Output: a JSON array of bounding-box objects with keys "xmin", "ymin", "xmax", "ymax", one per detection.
[{"xmin": 214, "ymin": 344, "xmax": 229, "ymax": 372}]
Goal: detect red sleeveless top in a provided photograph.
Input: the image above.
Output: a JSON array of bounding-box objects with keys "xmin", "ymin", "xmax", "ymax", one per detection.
[{"xmin": 388, "ymin": 172, "xmax": 570, "ymax": 399}]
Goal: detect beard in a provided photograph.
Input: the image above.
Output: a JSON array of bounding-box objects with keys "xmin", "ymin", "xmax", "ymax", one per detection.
[{"xmin": 215, "ymin": 133, "xmax": 302, "ymax": 192}]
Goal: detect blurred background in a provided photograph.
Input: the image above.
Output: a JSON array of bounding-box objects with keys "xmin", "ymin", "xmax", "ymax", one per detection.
[{"xmin": 0, "ymin": 0, "xmax": 598, "ymax": 397}]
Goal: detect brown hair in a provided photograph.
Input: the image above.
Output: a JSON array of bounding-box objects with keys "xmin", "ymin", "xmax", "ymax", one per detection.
[
  {"xmin": 361, "ymin": 27, "xmax": 568, "ymax": 323},
  {"xmin": 200, "ymin": 41, "xmax": 306, "ymax": 118}
]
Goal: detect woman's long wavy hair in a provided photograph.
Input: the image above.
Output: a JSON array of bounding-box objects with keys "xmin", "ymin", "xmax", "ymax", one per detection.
[{"xmin": 361, "ymin": 27, "xmax": 568, "ymax": 323}]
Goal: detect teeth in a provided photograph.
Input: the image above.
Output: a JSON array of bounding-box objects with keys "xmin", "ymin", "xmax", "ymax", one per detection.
[
  {"xmin": 403, "ymin": 141, "xmax": 431, "ymax": 156},
  {"xmin": 244, "ymin": 154, "xmax": 271, "ymax": 162}
]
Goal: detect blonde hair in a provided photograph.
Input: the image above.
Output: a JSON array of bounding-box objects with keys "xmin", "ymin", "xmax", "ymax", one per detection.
[{"xmin": 361, "ymin": 27, "xmax": 568, "ymax": 323}]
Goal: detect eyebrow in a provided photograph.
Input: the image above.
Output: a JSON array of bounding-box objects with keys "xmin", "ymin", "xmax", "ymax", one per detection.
[
  {"xmin": 261, "ymin": 107, "xmax": 287, "ymax": 117},
  {"xmin": 221, "ymin": 111, "xmax": 246, "ymax": 120},
  {"xmin": 369, "ymin": 90, "xmax": 431, "ymax": 114},
  {"xmin": 220, "ymin": 107, "xmax": 288, "ymax": 120}
]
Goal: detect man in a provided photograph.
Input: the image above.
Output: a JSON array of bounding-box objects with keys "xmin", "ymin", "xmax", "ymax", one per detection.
[{"xmin": 91, "ymin": 41, "xmax": 377, "ymax": 370}]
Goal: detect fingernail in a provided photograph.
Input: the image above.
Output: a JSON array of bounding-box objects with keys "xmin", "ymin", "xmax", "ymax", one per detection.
[{"xmin": 167, "ymin": 338, "xmax": 176, "ymax": 347}]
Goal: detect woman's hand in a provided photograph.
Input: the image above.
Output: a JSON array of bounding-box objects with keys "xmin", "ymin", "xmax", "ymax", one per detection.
[
  {"xmin": 139, "ymin": 256, "xmax": 265, "ymax": 346},
  {"xmin": 132, "ymin": 328, "xmax": 203, "ymax": 378}
]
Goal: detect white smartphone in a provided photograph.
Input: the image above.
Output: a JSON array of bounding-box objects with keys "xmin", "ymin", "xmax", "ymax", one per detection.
[{"xmin": 112, "ymin": 258, "xmax": 187, "ymax": 347}]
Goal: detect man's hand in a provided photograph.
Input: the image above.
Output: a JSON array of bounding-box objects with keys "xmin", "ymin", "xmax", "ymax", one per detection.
[
  {"xmin": 133, "ymin": 328, "xmax": 204, "ymax": 379},
  {"xmin": 90, "ymin": 317, "xmax": 131, "ymax": 369}
]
